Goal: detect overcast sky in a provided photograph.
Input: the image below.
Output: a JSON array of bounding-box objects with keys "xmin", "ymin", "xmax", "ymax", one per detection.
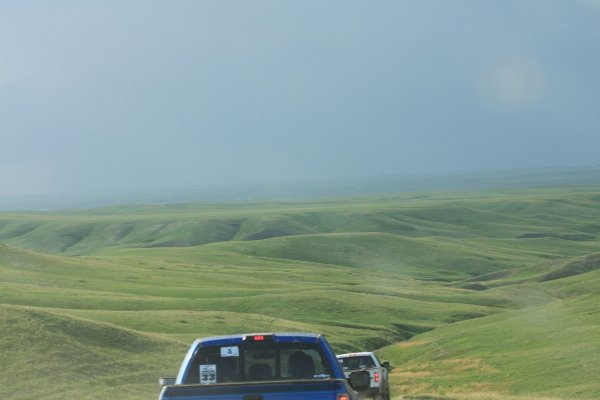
[{"xmin": 1, "ymin": 0, "xmax": 599, "ymax": 198}]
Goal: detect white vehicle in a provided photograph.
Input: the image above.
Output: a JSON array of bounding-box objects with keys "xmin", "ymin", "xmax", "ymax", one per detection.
[{"xmin": 336, "ymin": 352, "xmax": 390, "ymax": 400}]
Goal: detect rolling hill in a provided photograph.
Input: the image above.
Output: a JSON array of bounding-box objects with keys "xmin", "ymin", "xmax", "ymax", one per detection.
[{"xmin": 379, "ymin": 264, "xmax": 600, "ymax": 399}]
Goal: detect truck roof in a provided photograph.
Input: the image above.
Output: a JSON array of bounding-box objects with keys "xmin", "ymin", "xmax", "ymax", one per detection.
[
  {"xmin": 193, "ymin": 332, "xmax": 324, "ymax": 347},
  {"xmin": 336, "ymin": 352, "xmax": 375, "ymax": 358}
]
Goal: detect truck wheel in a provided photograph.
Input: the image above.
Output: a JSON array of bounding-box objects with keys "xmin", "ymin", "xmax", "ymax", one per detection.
[{"xmin": 382, "ymin": 386, "xmax": 390, "ymax": 400}]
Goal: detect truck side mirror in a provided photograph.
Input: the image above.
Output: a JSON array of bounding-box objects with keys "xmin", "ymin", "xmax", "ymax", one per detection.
[
  {"xmin": 348, "ymin": 370, "xmax": 370, "ymax": 391},
  {"xmin": 382, "ymin": 361, "xmax": 390, "ymax": 369}
]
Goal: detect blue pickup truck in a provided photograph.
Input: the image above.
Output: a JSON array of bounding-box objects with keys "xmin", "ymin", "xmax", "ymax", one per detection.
[{"xmin": 159, "ymin": 332, "xmax": 369, "ymax": 400}]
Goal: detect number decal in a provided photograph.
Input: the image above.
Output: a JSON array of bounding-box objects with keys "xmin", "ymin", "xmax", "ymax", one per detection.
[
  {"xmin": 220, "ymin": 346, "xmax": 240, "ymax": 357},
  {"xmin": 200, "ymin": 364, "xmax": 217, "ymax": 384}
]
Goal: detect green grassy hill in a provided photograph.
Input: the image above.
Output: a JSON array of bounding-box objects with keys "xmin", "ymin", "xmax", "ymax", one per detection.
[
  {"xmin": 379, "ymin": 263, "xmax": 600, "ymax": 399},
  {"xmin": 1, "ymin": 187, "xmax": 600, "ymax": 399},
  {"xmin": 0, "ymin": 303, "xmax": 184, "ymax": 400}
]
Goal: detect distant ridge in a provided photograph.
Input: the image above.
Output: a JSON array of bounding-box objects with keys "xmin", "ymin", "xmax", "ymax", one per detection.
[{"xmin": 1, "ymin": 166, "xmax": 599, "ymax": 211}]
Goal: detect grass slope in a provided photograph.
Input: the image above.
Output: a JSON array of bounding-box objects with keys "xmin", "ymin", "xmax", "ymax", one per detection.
[
  {"xmin": 379, "ymin": 259, "xmax": 600, "ymax": 400},
  {"xmin": 0, "ymin": 304, "xmax": 184, "ymax": 400},
  {"xmin": 0, "ymin": 243, "xmax": 504, "ymax": 350}
]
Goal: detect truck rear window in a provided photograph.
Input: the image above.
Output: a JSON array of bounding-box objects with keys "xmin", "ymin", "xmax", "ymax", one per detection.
[
  {"xmin": 339, "ymin": 356, "xmax": 376, "ymax": 370},
  {"xmin": 184, "ymin": 341, "xmax": 333, "ymax": 384}
]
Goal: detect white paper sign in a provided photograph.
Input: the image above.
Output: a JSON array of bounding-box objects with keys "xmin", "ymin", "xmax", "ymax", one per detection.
[
  {"xmin": 200, "ymin": 364, "xmax": 217, "ymax": 384},
  {"xmin": 220, "ymin": 346, "xmax": 239, "ymax": 357}
]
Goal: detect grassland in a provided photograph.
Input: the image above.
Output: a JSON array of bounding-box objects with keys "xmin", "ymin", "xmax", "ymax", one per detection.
[{"xmin": 1, "ymin": 186, "xmax": 600, "ymax": 399}]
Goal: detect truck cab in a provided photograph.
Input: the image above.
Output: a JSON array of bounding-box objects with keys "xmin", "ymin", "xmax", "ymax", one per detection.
[{"xmin": 159, "ymin": 333, "xmax": 369, "ymax": 400}]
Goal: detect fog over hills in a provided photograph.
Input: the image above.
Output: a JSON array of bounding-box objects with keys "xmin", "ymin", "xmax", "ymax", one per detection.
[{"xmin": 1, "ymin": 166, "xmax": 599, "ymax": 211}]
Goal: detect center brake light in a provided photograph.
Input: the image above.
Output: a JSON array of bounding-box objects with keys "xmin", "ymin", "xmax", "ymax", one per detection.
[
  {"xmin": 337, "ymin": 394, "xmax": 350, "ymax": 400},
  {"xmin": 243, "ymin": 334, "xmax": 274, "ymax": 342}
]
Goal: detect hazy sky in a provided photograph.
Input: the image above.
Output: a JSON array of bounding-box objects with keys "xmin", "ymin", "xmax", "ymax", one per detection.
[{"xmin": 1, "ymin": 0, "xmax": 599, "ymax": 197}]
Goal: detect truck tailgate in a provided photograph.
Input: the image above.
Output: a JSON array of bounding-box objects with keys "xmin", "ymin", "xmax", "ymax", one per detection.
[{"xmin": 161, "ymin": 379, "xmax": 347, "ymax": 400}]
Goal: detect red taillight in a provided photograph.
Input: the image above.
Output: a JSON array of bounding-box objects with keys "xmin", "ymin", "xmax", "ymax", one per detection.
[
  {"xmin": 374, "ymin": 371, "xmax": 380, "ymax": 383},
  {"xmin": 254, "ymin": 335, "xmax": 265, "ymax": 341},
  {"xmin": 337, "ymin": 394, "xmax": 350, "ymax": 400}
]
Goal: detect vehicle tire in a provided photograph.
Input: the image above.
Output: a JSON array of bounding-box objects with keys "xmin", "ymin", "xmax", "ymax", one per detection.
[{"xmin": 383, "ymin": 385, "xmax": 390, "ymax": 400}]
